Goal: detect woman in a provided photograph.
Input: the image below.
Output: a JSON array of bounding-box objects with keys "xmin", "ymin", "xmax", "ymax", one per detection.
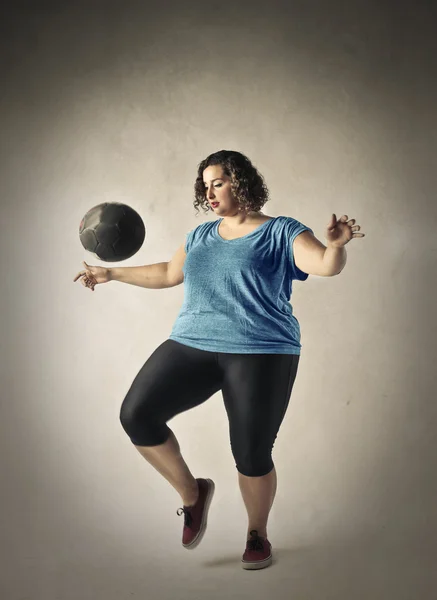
[{"xmin": 74, "ymin": 150, "xmax": 364, "ymax": 570}]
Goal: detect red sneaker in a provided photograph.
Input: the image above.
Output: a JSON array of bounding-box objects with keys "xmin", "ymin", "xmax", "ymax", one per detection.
[
  {"xmin": 241, "ymin": 530, "xmax": 273, "ymax": 570},
  {"xmin": 176, "ymin": 478, "xmax": 215, "ymax": 549}
]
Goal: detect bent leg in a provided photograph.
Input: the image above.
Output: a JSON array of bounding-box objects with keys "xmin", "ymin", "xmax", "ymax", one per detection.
[{"xmin": 120, "ymin": 339, "xmax": 222, "ymax": 503}]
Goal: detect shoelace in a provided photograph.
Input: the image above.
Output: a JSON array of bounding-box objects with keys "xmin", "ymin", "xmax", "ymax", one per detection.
[
  {"xmin": 247, "ymin": 530, "xmax": 265, "ymax": 551},
  {"xmin": 176, "ymin": 507, "xmax": 193, "ymax": 528}
]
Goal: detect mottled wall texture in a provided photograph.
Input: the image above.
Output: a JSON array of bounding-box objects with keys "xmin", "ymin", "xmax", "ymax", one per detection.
[{"xmin": 1, "ymin": 1, "xmax": 436, "ymax": 598}]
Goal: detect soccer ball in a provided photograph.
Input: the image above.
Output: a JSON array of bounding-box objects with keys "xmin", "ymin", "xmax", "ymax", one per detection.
[{"xmin": 79, "ymin": 202, "xmax": 146, "ymax": 262}]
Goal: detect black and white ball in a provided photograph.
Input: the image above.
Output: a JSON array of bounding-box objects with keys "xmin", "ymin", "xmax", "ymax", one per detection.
[{"xmin": 79, "ymin": 202, "xmax": 146, "ymax": 262}]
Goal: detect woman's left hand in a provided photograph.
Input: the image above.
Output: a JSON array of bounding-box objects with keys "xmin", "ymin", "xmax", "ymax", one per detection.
[{"xmin": 325, "ymin": 214, "xmax": 365, "ymax": 248}]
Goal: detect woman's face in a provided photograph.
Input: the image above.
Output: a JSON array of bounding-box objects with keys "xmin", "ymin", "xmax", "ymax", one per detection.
[{"xmin": 203, "ymin": 165, "xmax": 239, "ymax": 214}]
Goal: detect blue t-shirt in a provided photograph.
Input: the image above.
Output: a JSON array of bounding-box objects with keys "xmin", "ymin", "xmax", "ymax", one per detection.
[{"xmin": 169, "ymin": 215, "xmax": 313, "ymax": 354}]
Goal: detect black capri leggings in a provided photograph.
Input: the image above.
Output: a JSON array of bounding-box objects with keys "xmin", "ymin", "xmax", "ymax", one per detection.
[{"xmin": 120, "ymin": 339, "xmax": 300, "ymax": 477}]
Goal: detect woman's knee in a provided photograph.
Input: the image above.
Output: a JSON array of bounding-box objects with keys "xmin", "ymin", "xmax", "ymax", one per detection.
[
  {"xmin": 119, "ymin": 394, "xmax": 167, "ymax": 446},
  {"xmin": 234, "ymin": 451, "xmax": 274, "ymax": 477}
]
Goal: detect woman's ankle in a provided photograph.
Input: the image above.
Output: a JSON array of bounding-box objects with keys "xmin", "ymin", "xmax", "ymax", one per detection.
[{"xmin": 182, "ymin": 481, "xmax": 199, "ymax": 506}]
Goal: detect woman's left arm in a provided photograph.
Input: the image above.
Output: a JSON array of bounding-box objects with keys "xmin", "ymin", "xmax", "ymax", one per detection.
[{"xmin": 293, "ymin": 214, "xmax": 365, "ymax": 277}]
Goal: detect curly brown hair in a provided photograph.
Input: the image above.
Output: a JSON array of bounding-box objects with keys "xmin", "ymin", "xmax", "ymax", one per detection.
[{"xmin": 193, "ymin": 150, "xmax": 270, "ymax": 216}]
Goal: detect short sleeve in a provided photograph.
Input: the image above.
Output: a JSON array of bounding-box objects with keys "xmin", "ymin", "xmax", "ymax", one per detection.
[
  {"xmin": 184, "ymin": 221, "xmax": 211, "ymax": 253},
  {"xmin": 184, "ymin": 228, "xmax": 195, "ymax": 253},
  {"xmin": 286, "ymin": 217, "xmax": 314, "ymax": 281}
]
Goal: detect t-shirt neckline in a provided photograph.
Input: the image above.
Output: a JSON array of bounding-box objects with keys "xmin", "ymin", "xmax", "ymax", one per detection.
[{"xmin": 214, "ymin": 217, "xmax": 277, "ymax": 242}]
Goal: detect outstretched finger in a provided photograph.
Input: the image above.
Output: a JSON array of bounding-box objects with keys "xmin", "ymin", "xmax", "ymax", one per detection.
[{"xmin": 74, "ymin": 271, "xmax": 86, "ymax": 282}]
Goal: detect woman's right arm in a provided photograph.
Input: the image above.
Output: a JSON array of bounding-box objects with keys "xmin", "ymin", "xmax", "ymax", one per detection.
[
  {"xmin": 110, "ymin": 262, "xmax": 171, "ymax": 289},
  {"xmin": 110, "ymin": 243, "xmax": 187, "ymax": 289}
]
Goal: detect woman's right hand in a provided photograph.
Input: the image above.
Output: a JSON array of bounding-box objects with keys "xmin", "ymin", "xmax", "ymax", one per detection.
[{"xmin": 73, "ymin": 261, "xmax": 112, "ymax": 291}]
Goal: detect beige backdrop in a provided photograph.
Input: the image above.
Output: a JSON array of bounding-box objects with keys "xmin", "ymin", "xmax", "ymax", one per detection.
[{"xmin": 1, "ymin": 0, "xmax": 436, "ymax": 598}]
